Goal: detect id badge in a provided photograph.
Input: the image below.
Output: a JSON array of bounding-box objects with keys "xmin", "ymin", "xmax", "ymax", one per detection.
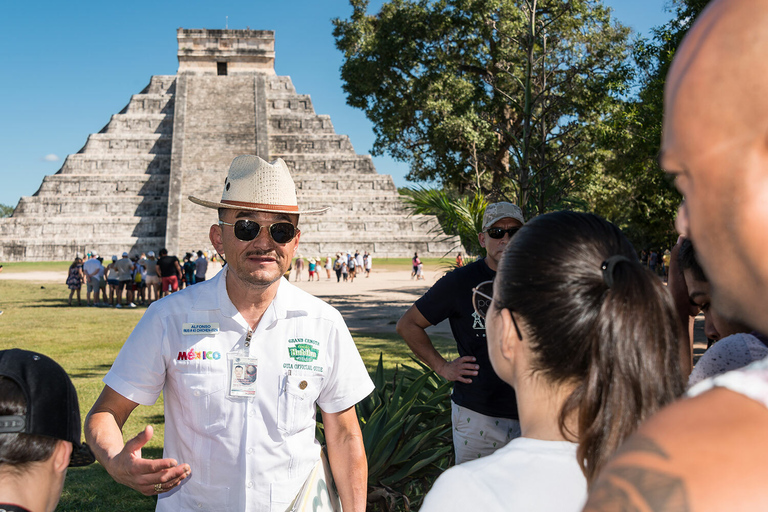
[{"xmin": 227, "ymin": 352, "xmax": 258, "ymax": 398}]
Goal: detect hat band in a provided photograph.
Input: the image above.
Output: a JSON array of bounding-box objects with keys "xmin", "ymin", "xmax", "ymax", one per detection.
[{"xmin": 221, "ymin": 200, "xmax": 299, "ymax": 212}]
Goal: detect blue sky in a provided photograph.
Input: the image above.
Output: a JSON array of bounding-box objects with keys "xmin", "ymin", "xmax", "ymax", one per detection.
[{"xmin": 0, "ymin": 0, "xmax": 674, "ymax": 208}]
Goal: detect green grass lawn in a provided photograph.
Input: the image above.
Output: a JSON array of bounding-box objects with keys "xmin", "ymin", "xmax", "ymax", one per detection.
[
  {"xmin": 0, "ymin": 260, "xmax": 71, "ymax": 273},
  {"xmin": 0, "ymin": 278, "xmax": 455, "ymax": 511}
]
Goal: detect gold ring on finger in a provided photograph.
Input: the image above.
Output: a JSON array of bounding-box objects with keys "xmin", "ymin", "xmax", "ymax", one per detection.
[{"xmin": 154, "ymin": 483, "xmax": 163, "ymax": 493}]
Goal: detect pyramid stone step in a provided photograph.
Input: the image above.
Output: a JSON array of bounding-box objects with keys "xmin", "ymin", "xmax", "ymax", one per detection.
[
  {"xmin": 0, "ymin": 216, "xmax": 167, "ymax": 238},
  {"xmin": 144, "ymin": 76, "xmax": 177, "ymax": 95},
  {"xmin": 82, "ymin": 133, "xmax": 171, "ymax": 155},
  {"xmin": 124, "ymin": 94, "xmax": 175, "ymax": 115},
  {"xmin": 269, "ymin": 115, "xmax": 335, "ymax": 134},
  {"xmin": 60, "ymin": 154, "xmax": 171, "ymax": 175},
  {"xmin": 293, "ymin": 176, "xmax": 397, "ymax": 192},
  {"xmin": 103, "ymin": 114, "xmax": 173, "ymax": 135},
  {"xmin": 36, "ymin": 175, "xmax": 170, "ymax": 197},
  {"xmin": 270, "ymin": 134, "xmax": 355, "ymax": 155},
  {"xmin": 14, "ymin": 196, "xmax": 167, "ymax": 216},
  {"xmin": 0, "ymin": 236, "xmax": 168, "ymax": 262},
  {"xmin": 282, "ymin": 155, "xmax": 376, "ymax": 174}
]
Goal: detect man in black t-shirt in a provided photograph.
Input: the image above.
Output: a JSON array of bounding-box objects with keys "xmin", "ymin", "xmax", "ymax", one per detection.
[
  {"xmin": 156, "ymin": 248, "xmax": 183, "ymax": 297},
  {"xmin": 396, "ymin": 202, "xmax": 525, "ymax": 464}
]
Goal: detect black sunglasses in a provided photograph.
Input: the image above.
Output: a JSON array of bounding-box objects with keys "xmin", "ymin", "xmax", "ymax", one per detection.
[
  {"xmin": 218, "ymin": 219, "xmax": 298, "ymax": 244},
  {"xmin": 486, "ymin": 227, "xmax": 521, "ymax": 240},
  {"xmin": 471, "ymin": 280, "xmax": 523, "ymax": 340}
]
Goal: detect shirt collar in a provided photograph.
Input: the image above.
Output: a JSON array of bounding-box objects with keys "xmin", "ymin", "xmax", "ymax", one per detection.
[{"xmin": 191, "ymin": 266, "xmax": 302, "ymax": 323}]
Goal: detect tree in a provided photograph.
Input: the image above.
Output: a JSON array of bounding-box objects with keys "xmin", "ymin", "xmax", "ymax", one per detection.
[
  {"xmin": 334, "ymin": 0, "xmax": 632, "ymax": 217},
  {"xmin": 0, "ymin": 204, "xmax": 14, "ymax": 218},
  {"xmin": 587, "ymin": 0, "xmax": 712, "ymax": 249}
]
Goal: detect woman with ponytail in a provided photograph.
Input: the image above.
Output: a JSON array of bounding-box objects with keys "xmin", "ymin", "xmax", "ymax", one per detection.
[{"xmin": 421, "ymin": 211, "xmax": 684, "ymax": 511}]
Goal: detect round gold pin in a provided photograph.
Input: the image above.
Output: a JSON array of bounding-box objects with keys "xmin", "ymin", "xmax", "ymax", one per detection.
[{"xmin": 299, "ymin": 380, "xmax": 308, "ymax": 390}]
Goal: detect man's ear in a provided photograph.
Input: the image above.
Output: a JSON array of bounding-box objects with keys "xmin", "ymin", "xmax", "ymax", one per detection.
[
  {"xmin": 478, "ymin": 232, "xmax": 487, "ymax": 249},
  {"xmin": 52, "ymin": 440, "xmax": 73, "ymax": 474},
  {"xmin": 210, "ymin": 223, "xmax": 224, "ymax": 256},
  {"xmin": 291, "ymin": 230, "xmax": 301, "ymax": 256}
]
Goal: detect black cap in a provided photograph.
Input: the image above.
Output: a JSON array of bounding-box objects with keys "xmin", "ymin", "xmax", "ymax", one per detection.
[{"xmin": 0, "ymin": 349, "xmax": 95, "ymax": 467}]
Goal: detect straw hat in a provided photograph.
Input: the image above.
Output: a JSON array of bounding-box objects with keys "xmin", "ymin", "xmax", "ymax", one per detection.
[{"xmin": 189, "ymin": 155, "xmax": 329, "ymax": 215}]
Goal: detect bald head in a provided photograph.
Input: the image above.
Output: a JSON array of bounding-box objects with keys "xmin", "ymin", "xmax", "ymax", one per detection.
[{"xmin": 661, "ymin": 0, "xmax": 768, "ymax": 333}]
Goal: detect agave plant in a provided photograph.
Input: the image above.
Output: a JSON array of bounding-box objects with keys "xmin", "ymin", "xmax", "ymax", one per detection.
[{"xmin": 317, "ymin": 354, "xmax": 454, "ymax": 511}]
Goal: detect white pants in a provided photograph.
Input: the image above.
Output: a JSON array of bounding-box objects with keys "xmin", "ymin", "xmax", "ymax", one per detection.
[{"xmin": 451, "ymin": 400, "xmax": 521, "ymax": 464}]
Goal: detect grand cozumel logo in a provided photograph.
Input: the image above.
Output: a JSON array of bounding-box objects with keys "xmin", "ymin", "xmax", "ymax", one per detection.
[{"xmin": 288, "ymin": 343, "xmax": 319, "ymax": 362}]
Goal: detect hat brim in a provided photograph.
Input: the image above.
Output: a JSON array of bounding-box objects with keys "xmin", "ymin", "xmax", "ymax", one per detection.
[{"xmin": 188, "ymin": 196, "xmax": 329, "ymax": 215}]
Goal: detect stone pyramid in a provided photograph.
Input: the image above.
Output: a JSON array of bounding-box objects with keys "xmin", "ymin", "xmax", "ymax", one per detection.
[{"xmin": 0, "ymin": 29, "xmax": 456, "ymax": 262}]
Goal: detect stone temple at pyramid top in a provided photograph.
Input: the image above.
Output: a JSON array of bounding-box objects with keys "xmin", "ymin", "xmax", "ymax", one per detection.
[
  {"xmin": 0, "ymin": 29, "xmax": 456, "ymax": 261},
  {"xmin": 176, "ymin": 29, "xmax": 276, "ymax": 75}
]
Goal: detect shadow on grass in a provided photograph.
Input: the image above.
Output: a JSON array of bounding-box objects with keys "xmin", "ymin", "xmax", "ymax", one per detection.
[
  {"xmin": 60, "ymin": 462, "xmax": 157, "ymax": 512},
  {"xmin": 70, "ymin": 363, "xmax": 115, "ymax": 379}
]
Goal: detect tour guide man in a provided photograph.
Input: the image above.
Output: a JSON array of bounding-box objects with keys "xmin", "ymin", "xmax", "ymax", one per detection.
[
  {"xmin": 85, "ymin": 155, "xmax": 374, "ymax": 511},
  {"xmin": 397, "ymin": 202, "xmax": 524, "ymax": 464}
]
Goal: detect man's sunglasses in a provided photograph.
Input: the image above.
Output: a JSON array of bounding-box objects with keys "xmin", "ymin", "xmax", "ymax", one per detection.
[
  {"xmin": 218, "ymin": 219, "xmax": 298, "ymax": 244},
  {"xmin": 486, "ymin": 227, "xmax": 521, "ymax": 240}
]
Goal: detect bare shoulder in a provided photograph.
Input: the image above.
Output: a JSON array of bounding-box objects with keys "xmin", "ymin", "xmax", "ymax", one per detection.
[{"xmin": 583, "ymin": 387, "xmax": 768, "ymax": 512}]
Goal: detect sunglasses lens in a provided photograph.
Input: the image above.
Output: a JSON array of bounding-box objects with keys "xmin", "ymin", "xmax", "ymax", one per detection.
[
  {"xmin": 269, "ymin": 223, "xmax": 296, "ymax": 244},
  {"xmin": 487, "ymin": 227, "xmax": 520, "ymax": 239},
  {"xmin": 233, "ymin": 220, "xmax": 261, "ymax": 241}
]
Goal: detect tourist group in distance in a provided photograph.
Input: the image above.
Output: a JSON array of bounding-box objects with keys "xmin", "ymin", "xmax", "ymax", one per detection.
[{"xmin": 65, "ymin": 249, "xmax": 211, "ymax": 307}]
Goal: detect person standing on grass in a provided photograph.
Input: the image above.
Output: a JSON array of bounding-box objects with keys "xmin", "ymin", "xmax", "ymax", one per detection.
[
  {"xmin": 85, "ymin": 155, "xmax": 373, "ymax": 512},
  {"xmin": 0, "ymin": 349, "xmax": 95, "ymax": 512},
  {"xmin": 82, "ymin": 253, "xmax": 103, "ymax": 306},
  {"xmin": 115, "ymin": 252, "xmax": 136, "ymax": 308},
  {"xmin": 195, "ymin": 250, "xmax": 208, "ymax": 283},
  {"xmin": 144, "ymin": 251, "xmax": 160, "ymax": 303},
  {"xmin": 66, "ymin": 256, "xmax": 84, "ymax": 307},
  {"xmin": 156, "ymin": 248, "xmax": 182, "ymax": 297},
  {"xmin": 397, "ymin": 202, "xmax": 525, "ymax": 464},
  {"xmin": 106, "ymin": 256, "xmax": 119, "ymax": 307}
]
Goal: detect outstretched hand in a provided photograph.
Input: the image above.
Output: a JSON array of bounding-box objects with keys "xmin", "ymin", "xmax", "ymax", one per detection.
[
  {"xmin": 107, "ymin": 425, "xmax": 191, "ymax": 496},
  {"xmin": 438, "ymin": 356, "xmax": 479, "ymax": 383}
]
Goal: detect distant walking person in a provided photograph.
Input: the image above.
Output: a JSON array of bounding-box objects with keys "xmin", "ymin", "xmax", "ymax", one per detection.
[
  {"xmin": 412, "ymin": 253, "xmax": 421, "ymax": 279},
  {"xmin": 325, "ymin": 254, "xmax": 333, "ymax": 279}
]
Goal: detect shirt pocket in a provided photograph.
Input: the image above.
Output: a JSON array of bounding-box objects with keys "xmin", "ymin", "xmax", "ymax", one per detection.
[
  {"xmin": 178, "ymin": 372, "xmax": 229, "ymax": 436},
  {"xmin": 277, "ymin": 374, "xmax": 324, "ymax": 435}
]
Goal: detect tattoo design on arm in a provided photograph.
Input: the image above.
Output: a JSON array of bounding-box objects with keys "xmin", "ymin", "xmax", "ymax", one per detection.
[{"xmin": 584, "ymin": 436, "xmax": 690, "ymax": 512}]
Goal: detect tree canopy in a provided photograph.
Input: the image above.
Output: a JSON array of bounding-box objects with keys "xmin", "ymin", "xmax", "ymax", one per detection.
[
  {"xmin": 587, "ymin": 0, "xmax": 712, "ymax": 249},
  {"xmin": 334, "ymin": 0, "xmax": 632, "ymax": 217}
]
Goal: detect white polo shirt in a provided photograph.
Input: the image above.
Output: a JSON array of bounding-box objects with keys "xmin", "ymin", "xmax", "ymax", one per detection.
[{"xmin": 105, "ymin": 267, "xmax": 374, "ymax": 512}]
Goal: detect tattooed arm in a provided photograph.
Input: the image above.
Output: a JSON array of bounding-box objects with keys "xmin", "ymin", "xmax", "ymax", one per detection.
[{"xmin": 583, "ymin": 387, "xmax": 768, "ymax": 512}]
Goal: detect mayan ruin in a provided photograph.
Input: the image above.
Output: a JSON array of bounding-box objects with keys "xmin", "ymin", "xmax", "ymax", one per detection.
[{"xmin": 0, "ymin": 28, "xmax": 454, "ymax": 261}]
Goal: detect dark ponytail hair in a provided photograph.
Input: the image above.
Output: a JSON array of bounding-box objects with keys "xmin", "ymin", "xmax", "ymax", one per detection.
[{"xmin": 494, "ymin": 211, "xmax": 684, "ymax": 484}]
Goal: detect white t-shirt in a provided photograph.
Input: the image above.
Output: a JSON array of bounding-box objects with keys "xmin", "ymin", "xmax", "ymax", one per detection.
[
  {"xmin": 104, "ymin": 268, "xmax": 374, "ymax": 512},
  {"xmin": 420, "ymin": 438, "xmax": 586, "ymax": 512},
  {"xmin": 82, "ymin": 258, "xmax": 104, "ymax": 281},
  {"xmin": 688, "ymin": 333, "xmax": 768, "ymax": 387}
]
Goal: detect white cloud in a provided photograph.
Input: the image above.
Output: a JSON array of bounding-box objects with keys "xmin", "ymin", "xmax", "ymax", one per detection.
[{"xmin": 42, "ymin": 154, "xmax": 60, "ymax": 162}]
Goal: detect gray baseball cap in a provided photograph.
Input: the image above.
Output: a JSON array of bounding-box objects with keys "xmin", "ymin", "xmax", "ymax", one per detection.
[{"xmin": 482, "ymin": 202, "xmax": 525, "ymax": 231}]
